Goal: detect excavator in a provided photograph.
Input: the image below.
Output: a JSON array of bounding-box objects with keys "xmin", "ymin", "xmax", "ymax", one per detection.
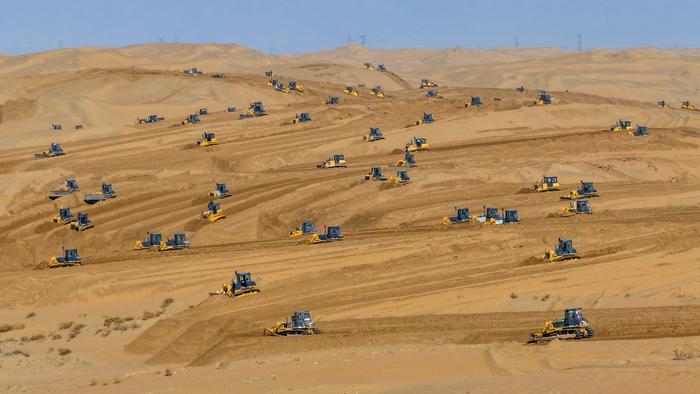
[
  {"xmin": 560, "ymin": 200, "xmax": 592, "ymax": 217},
  {"xmin": 209, "ymin": 182, "xmax": 231, "ymax": 199},
  {"xmin": 214, "ymin": 271, "xmax": 261, "ymax": 298},
  {"xmin": 196, "ymin": 131, "xmax": 218, "ymax": 147},
  {"xmin": 35, "ymin": 143, "xmax": 65, "ymax": 159},
  {"xmin": 533, "ymin": 176, "xmax": 560, "ymax": 192},
  {"xmin": 52, "ymin": 207, "xmax": 74, "ymax": 225},
  {"xmin": 344, "ymin": 86, "xmax": 360, "ymax": 96},
  {"xmin": 288, "ymin": 220, "xmax": 317, "ymax": 238},
  {"xmin": 201, "ymin": 201, "xmax": 226, "ymax": 222},
  {"xmin": 442, "ymin": 207, "xmax": 471, "ymax": 225},
  {"xmin": 159, "ymin": 233, "xmax": 190, "ymax": 251},
  {"xmin": 288, "ymin": 81, "xmax": 304, "ymax": 92},
  {"xmin": 543, "ymin": 238, "xmax": 580, "ymax": 262},
  {"xmin": 533, "ymin": 90, "xmax": 552, "ymax": 105},
  {"xmin": 292, "ymin": 112, "xmax": 311, "ymax": 124},
  {"xmin": 363, "ymin": 127, "xmax": 385, "ymax": 142},
  {"xmin": 561, "ymin": 181, "xmax": 599, "ymax": 200},
  {"xmin": 49, "ymin": 178, "xmax": 80, "ymax": 200},
  {"xmin": 364, "ymin": 166, "xmax": 387, "ymax": 181},
  {"xmin": 48, "ymin": 248, "xmax": 82, "ymax": 269},
  {"xmin": 405, "ymin": 137, "xmax": 429, "ymax": 152},
  {"xmin": 68, "ymin": 212, "xmax": 94, "ymax": 231},
  {"xmin": 134, "ymin": 232, "xmax": 163, "ymax": 250},
  {"xmin": 412, "ymin": 113, "xmax": 434, "ymax": 126},
  {"xmin": 420, "ymin": 79, "xmax": 438, "ymax": 89},
  {"xmin": 610, "ymin": 119, "xmax": 634, "ymax": 132},
  {"xmin": 389, "ymin": 170, "xmax": 410, "ymax": 185},
  {"xmin": 530, "ymin": 308, "xmax": 594, "ymax": 343},
  {"xmin": 317, "ymin": 154, "xmax": 347, "ymax": 169},
  {"xmin": 264, "ymin": 311, "xmax": 320, "ymax": 336},
  {"xmin": 84, "ymin": 183, "xmax": 117, "ymax": 204},
  {"xmin": 307, "ymin": 226, "xmax": 344, "ymax": 244},
  {"xmin": 682, "ymin": 101, "xmax": 698, "ymax": 111},
  {"xmin": 370, "ymin": 86, "xmax": 385, "ymax": 97}
]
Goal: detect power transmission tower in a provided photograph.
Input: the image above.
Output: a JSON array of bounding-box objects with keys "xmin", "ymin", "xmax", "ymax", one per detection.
[
  {"xmin": 577, "ymin": 33, "xmax": 582, "ymax": 52},
  {"xmin": 347, "ymin": 34, "xmax": 352, "ymax": 45},
  {"xmin": 514, "ymin": 37, "xmax": 519, "ymax": 47},
  {"xmin": 360, "ymin": 35, "xmax": 366, "ymax": 46}
]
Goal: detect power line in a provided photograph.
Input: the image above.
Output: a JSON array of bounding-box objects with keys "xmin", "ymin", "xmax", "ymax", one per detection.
[{"xmin": 577, "ymin": 33, "xmax": 582, "ymax": 52}]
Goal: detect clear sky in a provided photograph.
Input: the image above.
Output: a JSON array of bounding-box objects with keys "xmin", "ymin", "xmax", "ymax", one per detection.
[{"xmin": 1, "ymin": 0, "xmax": 698, "ymax": 55}]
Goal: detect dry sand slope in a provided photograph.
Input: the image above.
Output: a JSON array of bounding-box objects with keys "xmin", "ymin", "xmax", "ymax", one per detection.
[{"xmin": 1, "ymin": 44, "xmax": 700, "ymax": 393}]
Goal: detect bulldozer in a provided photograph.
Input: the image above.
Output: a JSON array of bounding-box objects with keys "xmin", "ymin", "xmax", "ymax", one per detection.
[
  {"xmin": 324, "ymin": 96, "xmax": 340, "ymax": 105},
  {"xmin": 426, "ymin": 90, "xmax": 442, "ymax": 99},
  {"xmin": 391, "ymin": 151, "xmax": 417, "ymax": 167},
  {"xmin": 199, "ymin": 108, "xmax": 209, "ymax": 116},
  {"xmin": 288, "ymin": 220, "xmax": 317, "ymax": 238},
  {"xmin": 610, "ymin": 119, "xmax": 633, "ymax": 132},
  {"xmin": 267, "ymin": 78, "xmax": 278, "ymax": 87},
  {"xmin": 292, "ymin": 112, "xmax": 311, "ymax": 124},
  {"xmin": 201, "ymin": 201, "xmax": 226, "ymax": 222},
  {"xmin": 275, "ymin": 82, "xmax": 290, "ymax": 93},
  {"xmin": 48, "ymin": 248, "xmax": 82, "ymax": 269},
  {"xmin": 49, "ymin": 178, "xmax": 80, "ymax": 200},
  {"xmin": 530, "ymin": 308, "xmax": 594, "ymax": 343},
  {"xmin": 516, "ymin": 86, "xmax": 525, "ymax": 92},
  {"xmin": 264, "ymin": 311, "xmax": 320, "ymax": 336},
  {"xmin": 209, "ymin": 182, "xmax": 232, "ymax": 199},
  {"xmin": 182, "ymin": 114, "xmax": 201, "ymax": 125},
  {"xmin": 35, "ymin": 143, "xmax": 65, "ymax": 159},
  {"xmin": 377, "ymin": 64, "xmax": 387, "ymax": 72},
  {"xmin": 288, "ymin": 81, "xmax": 304, "ymax": 92},
  {"xmin": 389, "ymin": 170, "xmax": 410, "ymax": 185},
  {"xmin": 183, "ymin": 68, "xmax": 203, "ymax": 76},
  {"xmin": 543, "ymin": 238, "xmax": 580, "ymax": 262},
  {"xmin": 682, "ymin": 101, "xmax": 698, "ymax": 111},
  {"xmin": 560, "ymin": 199, "xmax": 592, "ymax": 217},
  {"xmin": 364, "ymin": 166, "xmax": 387, "ymax": 181},
  {"xmin": 502, "ymin": 209, "xmax": 521, "ymax": 224},
  {"xmin": 317, "ymin": 154, "xmax": 347, "ymax": 169},
  {"xmin": 370, "ymin": 86, "xmax": 385, "ymax": 97},
  {"xmin": 133, "ymin": 232, "xmax": 162, "ymax": 250},
  {"xmin": 363, "ymin": 127, "xmax": 385, "ymax": 142},
  {"xmin": 344, "ymin": 86, "xmax": 360, "ymax": 96},
  {"xmin": 405, "ymin": 136, "xmax": 429, "ymax": 152},
  {"xmin": 561, "ymin": 181, "xmax": 598, "ymax": 200},
  {"xmin": 363, "ymin": 62, "xmax": 375, "ymax": 70},
  {"xmin": 420, "ymin": 79, "xmax": 437, "ymax": 89},
  {"xmin": 196, "ymin": 131, "xmax": 218, "ymax": 147},
  {"xmin": 533, "ymin": 176, "xmax": 560, "ymax": 192},
  {"xmin": 533, "ymin": 90, "xmax": 552, "ymax": 105},
  {"xmin": 307, "ymin": 226, "xmax": 344, "ymax": 244},
  {"xmin": 265, "ymin": 70, "xmax": 273, "ymax": 77},
  {"xmin": 52, "ymin": 123, "xmax": 63, "ymax": 131},
  {"xmin": 474, "ymin": 207, "xmax": 503, "ymax": 224},
  {"xmin": 214, "ymin": 271, "xmax": 261, "ymax": 298},
  {"xmin": 413, "ymin": 113, "xmax": 434, "ymax": 126},
  {"xmin": 159, "ymin": 233, "xmax": 190, "ymax": 251},
  {"xmin": 52, "ymin": 207, "xmax": 74, "ymax": 225},
  {"xmin": 468, "ymin": 96, "xmax": 482, "ymax": 107},
  {"xmin": 137, "ymin": 114, "xmax": 164, "ymax": 124},
  {"xmin": 68, "ymin": 211, "xmax": 94, "ymax": 231},
  {"xmin": 211, "ymin": 73, "xmax": 225, "ymax": 78},
  {"xmin": 84, "ymin": 183, "xmax": 117, "ymax": 204},
  {"xmin": 657, "ymin": 100, "xmax": 670, "ymax": 109},
  {"xmin": 630, "ymin": 125, "xmax": 648, "ymax": 136},
  {"xmin": 239, "ymin": 102, "xmax": 267, "ymax": 119},
  {"xmin": 442, "ymin": 207, "xmax": 471, "ymax": 225}
]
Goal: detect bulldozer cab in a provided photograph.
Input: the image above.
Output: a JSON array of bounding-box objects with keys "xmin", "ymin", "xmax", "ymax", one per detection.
[
  {"xmin": 580, "ymin": 182, "xmax": 596, "ymax": 193},
  {"xmin": 421, "ymin": 113, "xmax": 434, "ymax": 124},
  {"xmin": 301, "ymin": 221, "xmax": 316, "ymax": 234},
  {"xmin": 296, "ymin": 113, "xmax": 311, "ymax": 122},
  {"xmin": 148, "ymin": 233, "xmax": 162, "ymax": 246},
  {"xmin": 291, "ymin": 311, "xmax": 314, "ymax": 328},
  {"xmin": 326, "ymin": 96, "xmax": 339, "ymax": 105},
  {"xmin": 396, "ymin": 170, "xmax": 410, "ymax": 182},
  {"xmin": 333, "ymin": 154, "xmax": 345, "ymax": 162},
  {"xmin": 236, "ymin": 271, "xmax": 254, "ymax": 285},
  {"xmin": 187, "ymin": 114, "xmax": 200, "ymax": 123},
  {"xmin": 563, "ymin": 308, "xmax": 587, "ymax": 325},
  {"xmin": 65, "ymin": 179, "xmax": 79, "ymax": 191},
  {"xmin": 632, "ymin": 125, "xmax": 648, "ymax": 136},
  {"xmin": 504, "ymin": 209, "xmax": 520, "ymax": 223},
  {"xmin": 576, "ymin": 200, "xmax": 591, "ymax": 213},
  {"xmin": 216, "ymin": 182, "xmax": 230, "ymax": 195},
  {"xmin": 50, "ymin": 143, "xmax": 64, "ymax": 154},
  {"xmin": 619, "ymin": 119, "xmax": 631, "ymax": 128},
  {"xmin": 64, "ymin": 248, "xmax": 80, "ymax": 261},
  {"xmin": 174, "ymin": 233, "xmax": 188, "ymax": 245},
  {"xmin": 544, "ymin": 176, "xmax": 558, "ymax": 186},
  {"xmin": 471, "ymin": 96, "xmax": 482, "ymax": 106},
  {"xmin": 326, "ymin": 226, "xmax": 343, "ymax": 239},
  {"xmin": 102, "ymin": 183, "xmax": 114, "ymax": 195},
  {"xmin": 485, "ymin": 207, "xmax": 502, "ymax": 220},
  {"xmin": 427, "ymin": 90, "xmax": 438, "ymax": 97},
  {"xmin": 516, "ymin": 86, "xmax": 525, "ymax": 92},
  {"xmin": 368, "ymin": 166, "xmax": 385, "ymax": 180},
  {"xmin": 456, "ymin": 208, "xmax": 470, "ymax": 221},
  {"xmin": 377, "ymin": 64, "xmax": 386, "ymax": 71},
  {"xmin": 199, "ymin": 108, "xmax": 209, "ymax": 115},
  {"xmin": 76, "ymin": 212, "xmax": 89, "ymax": 225},
  {"xmin": 59, "ymin": 207, "xmax": 72, "ymax": 220},
  {"xmin": 538, "ymin": 90, "xmax": 552, "ymax": 103},
  {"xmin": 556, "ymin": 238, "xmax": 576, "ymax": 255},
  {"xmin": 265, "ymin": 70, "xmax": 272, "ymax": 77},
  {"xmin": 404, "ymin": 152, "xmax": 416, "ymax": 166},
  {"xmin": 208, "ymin": 201, "xmax": 221, "ymax": 213},
  {"xmin": 203, "ymin": 132, "xmax": 216, "ymax": 141},
  {"xmin": 367, "ymin": 127, "xmax": 384, "ymax": 140}
]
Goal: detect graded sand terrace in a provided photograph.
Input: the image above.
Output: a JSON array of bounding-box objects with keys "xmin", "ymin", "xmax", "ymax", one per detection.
[{"xmin": 1, "ymin": 44, "xmax": 700, "ymax": 392}]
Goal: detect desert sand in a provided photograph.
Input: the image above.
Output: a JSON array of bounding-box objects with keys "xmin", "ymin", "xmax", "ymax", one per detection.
[{"xmin": 1, "ymin": 43, "xmax": 700, "ymax": 393}]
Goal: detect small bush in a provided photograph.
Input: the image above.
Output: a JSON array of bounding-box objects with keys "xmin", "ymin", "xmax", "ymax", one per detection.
[
  {"xmin": 4, "ymin": 349, "xmax": 30, "ymax": 357},
  {"xmin": 164, "ymin": 368, "xmax": 173, "ymax": 377},
  {"xmin": 0, "ymin": 323, "xmax": 25, "ymax": 333},
  {"xmin": 25, "ymin": 312, "xmax": 35, "ymax": 319},
  {"xmin": 674, "ymin": 349, "xmax": 693, "ymax": 361},
  {"xmin": 69, "ymin": 323, "xmax": 85, "ymax": 339},
  {"xmin": 510, "ymin": 293, "xmax": 518, "ymax": 299},
  {"xmin": 59, "ymin": 321, "xmax": 74, "ymax": 330},
  {"xmin": 57, "ymin": 348, "xmax": 72, "ymax": 356},
  {"xmin": 161, "ymin": 298, "xmax": 174, "ymax": 309}
]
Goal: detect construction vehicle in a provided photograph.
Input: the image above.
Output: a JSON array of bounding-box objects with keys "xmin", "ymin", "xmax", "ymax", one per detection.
[
  {"xmin": 201, "ymin": 201, "xmax": 226, "ymax": 222},
  {"xmin": 75, "ymin": 124, "xmax": 84, "ymax": 130},
  {"xmin": 49, "ymin": 178, "xmax": 80, "ymax": 200},
  {"xmin": 264, "ymin": 311, "xmax": 320, "ymax": 336},
  {"xmin": 364, "ymin": 166, "xmax": 387, "ymax": 181},
  {"xmin": 325, "ymin": 96, "xmax": 340, "ymax": 105},
  {"xmin": 182, "ymin": 114, "xmax": 200, "ymax": 125},
  {"xmin": 420, "ymin": 79, "xmax": 437, "ymax": 89},
  {"xmin": 211, "ymin": 73, "xmax": 225, "ymax": 78},
  {"xmin": 442, "ymin": 207, "xmax": 471, "ymax": 225},
  {"xmin": 363, "ymin": 127, "xmax": 385, "ymax": 142},
  {"xmin": 516, "ymin": 86, "xmax": 525, "ymax": 92},
  {"xmin": 405, "ymin": 136, "xmax": 429, "ymax": 152},
  {"xmin": 159, "ymin": 233, "xmax": 190, "ymax": 251},
  {"xmin": 533, "ymin": 90, "xmax": 552, "ymax": 105},
  {"xmin": 293, "ymin": 112, "xmax": 311, "ymax": 124},
  {"xmin": 530, "ymin": 308, "xmax": 594, "ymax": 343},
  {"xmin": 426, "ymin": 90, "xmax": 442, "ymax": 99},
  {"xmin": 288, "ymin": 81, "xmax": 304, "ymax": 92},
  {"xmin": 307, "ymin": 226, "xmax": 344, "ymax": 244},
  {"xmin": 196, "ymin": 131, "xmax": 218, "ymax": 147},
  {"xmin": 561, "ymin": 181, "xmax": 598, "ymax": 200},
  {"xmin": 610, "ymin": 119, "xmax": 633, "ymax": 132},
  {"xmin": 138, "ymin": 114, "xmax": 164, "ymax": 124},
  {"xmin": 560, "ymin": 200, "xmax": 592, "ymax": 217},
  {"xmin": 133, "ymin": 232, "xmax": 162, "ymax": 250},
  {"xmin": 35, "ymin": 143, "xmax": 65, "ymax": 159},
  {"xmin": 344, "ymin": 86, "xmax": 360, "ymax": 96},
  {"xmin": 682, "ymin": 101, "xmax": 698, "ymax": 111},
  {"xmin": 413, "ymin": 113, "xmax": 434, "ymax": 126},
  {"xmin": 630, "ymin": 125, "xmax": 648, "ymax": 136},
  {"xmin": 51, "ymin": 123, "xmax": 62, "ymax": 131},
  {"xmin": 377, "ymin": 64, "xmax": 387, "ymax": 72},
  {"xmin": 239, "ymin": 102, "xmax": 267, "ymax": 119},
  {"xmin": 288, "ymin": 220, "xmax": 317, "ymax": 238},
  {"xmin": 52, "ymin": 207, "xmax": 74, "ymax": 225},
  {"xmin": 199, "ymin": 108, "xmax": 209, "ymax": 116},
  {"xmin": 370, "ymin": 86, "xmax": 385, "ymax": 97},
  {"xmin": 48, "ymin": 248, "xmax": 82, "ymax": 269},
  {"xmin": 68, "ymin": 211, "xmax": 94, "ymax": 231},
  {"xmin": 502, "ymin": 209, "xmax": 521, "ymax": 224},
  {"xmin": 317, "ymin": 154, "xmax": 347, "ymax": 169},
  {"xmin": 265, "ymin": 70, "xmax": 273, "ymax": 77},
  {"xmin": 183, "ymin": 68, "xmax": 203, "ymax": 76},
  {"xmin": 209, "ymin": 182, "xmax": 231, "ymax": 199},
  {"xmin": 389, "ymin": 170, "xmax": 410, "ymax": 185},
  {"xmin": 533, "ymin": 176, "xmax": 560, "ymax": 192},
  {"xmin": 392, "ymin": 151, "xmax": 416, "ymax": 167},
  {"xmin": 227, "ymin": 107, "xmax": 236, "ymax": 113},
  {"xmin": 543, "ymin": 238, "xmax": 580, "ymax": 262},
  {"xmin": 215, "ymin": 271, "xmax": 261, "ymax": 297},
  {"xmin": 267, "ymin": 79, "xmax": 278, "ymax": 87},
  {"xmin": 83, "ymin": 183, "xmax": 117, "ymax": 204},
  {"xmin": 657, "ymin": 100, "xmax": 670, "ymax": 109},
  {"xmin": 469, "ymin": 96, "xmax": 482, "ymax": 107},
  {"xmin": 474, "ymin": 207, "xmax": 503, "ymax": 224},
  {"xmin": 275, "ymin": 82, "xmax": 290, "ymax": 93},
  {"xmin": 363, "ymin": 62, "xmax": 375, "ymax": 70}
]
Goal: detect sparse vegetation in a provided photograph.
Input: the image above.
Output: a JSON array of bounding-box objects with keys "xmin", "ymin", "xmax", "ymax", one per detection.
[
  {"xmin": 510, "ymin": 292, "xmax": 518, "ymax": 299},
  {"xmin": 25, "ymin": 312, "xmax": 35, "ymax": 319},
  {"xmin": 59, "ymin": 321, "xmax": 74, "ymax": 330},
  {"xmin": 4, "ymin": 349, "xmax": 30, "ymax": 357},
  {"xmin": 21, "ymin": 334, "xmax": 45, "ymax": 342},
  {"xmin": 161, "ymin": 298, "xmax": 174, "ymax": 309},
  {"xmin": 69, "ymin": 323, "xmax": 85, "ymax": 340},
  {"xmin": 57, "ymin": 348, "xmax": 72, "ymax": 356},
  {"xmin": 673, "ymin": 349, "xmax": 694, "ymax": 361},
  {"xmin": 0, "ymin": 323, "xmax": 25, "ymax": 333},
  {"xmin": 164, "ymin": 368, "xmax": 173, "ymax": 377}
]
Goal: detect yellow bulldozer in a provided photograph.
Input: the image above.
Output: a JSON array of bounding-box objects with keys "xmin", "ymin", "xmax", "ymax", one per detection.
[
  {"xmin": 559, "ymin": 200, "xmax": 592, "ymax": 217},
  {"xmin": 610, "ymin": 119, "xmax": 634, "ymax": 132},
  {"xmin": 561, "ymin": 181, "xmax": 599, "ymax": 200},
  {"xmin": 405, "ymin": 137, "xmax": 429, "ymax": 152},
  {"xmin": 201, "ymin": 201, "xmax": 226, "ymax": 222},
  {"xmin": 344, "ymin": 86, "xmax": 360, "ymax": 96},
  {"xmin": 420, "ymin": 79, "xmax": 438, "ymax": 89},
  {"xmin": 264, "ymin": 311, "xmax": 320, "ymax": 336},
  {"xmin": 530, "ymin": 308, "xmax": 594, "ymax": 343},
  {"xmin": 681, "ymin": 101, "xmax": 698, "ymax": 111},
  {"xmin": 317, "ymin": 154, "xmax": 347, "ymax": 169},
  {"xmin": 532, "ymin": 175, "xmax": 560, "ymax": 192},
  {"xmin": 196, "ymin": 131, "xmax": 218, "ymax": 147},
  {"xmin": 389, "ymin": 170, "xmax": 410, "ymax": 185}
]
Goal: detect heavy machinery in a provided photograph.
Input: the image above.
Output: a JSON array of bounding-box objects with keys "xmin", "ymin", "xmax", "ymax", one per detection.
[
  {"xmin": 610, "ymin": 119, "xmax": 633, "ymax": 132},
  {"xmin": 138, "ymin": 114, "xmax": 164, "ymax": 124},
  {"xmin": 370, "ymin": 86, "xmax": 385, "ymax": 97},
  {"xmin": 209, "ymin": 182, "xmax": 231, "ymax": 199},
  {"xmin": 413, "ymin": 113, "xmax": 434, "ymax": 126},
  {"xmin": 363, "ymin": 62, "xmax": 375, "ymax": 70},
  {"xmin": 265, "ymin": 70, "xmax": 273, "ymax": 77},
  {"xmin": 307, "ymin": 226, "xmax": 343, "ymax": 244},
  {"xmin": 264, "ymin": 311, "xmax": 320, "ymax": 336},
  {"xmin": 516, "ymin": 86, "xmax": 525, "ymax": 92},
  {"xmin": 288, "ymin": 81, "xmax": 304, "ymax": 92},
  {"xmin": 364, "ymin": 166, "xmax": 387, "ymax": 181},
  {"xmin": 392, "ymin": 151, "xmax": 417, "ymax": 167},
  {"xmin": 48, "ymin": 248, "xmax": 82, "ymax": 269},
  {"xmin": 52, "ymin": 207, "xmax": 74, "ymax": 225},
  {"xmin": 133, "ymin": 232, "xmax": 162, "ymax": 250},
  {"xmin": 239, "ymin": 102, "xmax": 267, "ymax": 119},
  {"xmin": 533, "ymin": 90, "xmax": 552, "ymax": 105},
  {"xmin": 215, "ymin": 271, "xmax": 261, "ymax": 297},
  {"xmin": 420, "ymin": 79, "xmax": 437, "ymax": 89},
  {"xmin": 389, "ymin": 170, "xmax": 410, "ymax": 185},
  {"xmin": 68, "ymin": 211, "xmax": 94, "ymax": 231},
  {"xmin": 267, "ymin": 78, "xmax": 278, "ymax": 87},
  {"xmin": 227, "ymin": 107, "xmax": 237, "ymax": 113},
  {"xmin": 325, "ymin": 96, "xmax": 340, "ymax": 105},
  {"xmin": 196, "ymin": 131, "xmax": 218, "ymax": 147},
  {"xmin": 530, "ymin": 308, "xmax": 594, "ymax": 343},
  {"xmin": 183, "ymin": 68, "xmax": 203, "ymax": 76},
  {"xmin": 211, "ymin": 73, "xmax": 225, "ymax": 78},
  {"xmin": 405, "ymin": 136, "xmax": 429, "ymax": 152},
  {"xmin": 561, "ymin": 181, "xmax": 598, "ymax": 200},
  {"xmin": 288, "ymin": 220, "xmax": 317, "ymax": 238},
  {"xmin": 630, "ymin": 125, "xmax": 648, "ymax": 136},
  {"xmin": 363, "ymin": 127, "xmax": 385, "ymax": 142},
  {"xmin": 533, "ymin": 176, "xmax": 560, "ymax": 192},
  {"xmin": 75, "ymin": 124, "xmax": 84, "ymax": 130},
  {"xmin": 344, "ymin": 86, "xmax": 360, "ymax": 96},
  {"xmin": 317, "ymin": 154, "xmax": 347, "ymax": 169},
  {"xmin": 474, "ymin": 207, "xmax": 503, "ymax": 224},
  {"xmin": 51, "ymin": 123, "xmax": 62, "ymax": 131},
  {"xmin": 543, "ymin": 238, "xmax": 580, "ymax": 262},
  {"xmin": 201, "ymin": 201, "xmax": 226, "ymax": 222},
  {"xmin": 442, "ymin": 207, "xmax": 471, "ymax": 225},
  {"xmin": 469, "ymin": 96, "xmax": 482, "ymax": 107},
  {"xmin": 275, "ymin": 82, "xmax": 290, "ymax": 93},
  {"xmin": 35, "ymin": 143, "xmax": 65, "ymax": 159},
  {"xmin": 84, "ymin": 183, "xmax": 117, "ymax": 204},
  {"xmin": 560, "ymin": 200, "xmax": 592, "ymax": 217},
  {"xmin": 182, "ymin": 114, "xmax": 201, "ymax": 125},
  {"xmin": 49, "ymin": 178, "xmax": 80, "ymax": 200},
  {"xmin": 682, "ymin": 101, "xmax": 698, "ymax": 111},
  {"xmin": 376, "ymin": 64, "xmax": 387, "ymax": 72},
  {"xmin": 502, "ymin": 209, "xmax": 521, "ymax": 224},
  {"xmin": 159, "ymin": 233, "xmax": 190, "ymax": 251},
  {"xmin": 657, "ymin": 100, "xmax": 670, "ymax": 109},
  {"xmin": 426, "ymin": 90, "xmax": 442, "ymax": 99},
  {"xmin": 199, "ymin": 108, "xmax": 209, "ymax": 116},
  {"xmin": 293, "ymin": 112, "xmax": 311, "ymax": 124}
]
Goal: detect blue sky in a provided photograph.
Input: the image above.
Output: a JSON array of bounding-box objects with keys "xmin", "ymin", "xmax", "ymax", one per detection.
[{"xmin": 1, "ymin": 0, "xmax": 698, "ymax": 55}]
